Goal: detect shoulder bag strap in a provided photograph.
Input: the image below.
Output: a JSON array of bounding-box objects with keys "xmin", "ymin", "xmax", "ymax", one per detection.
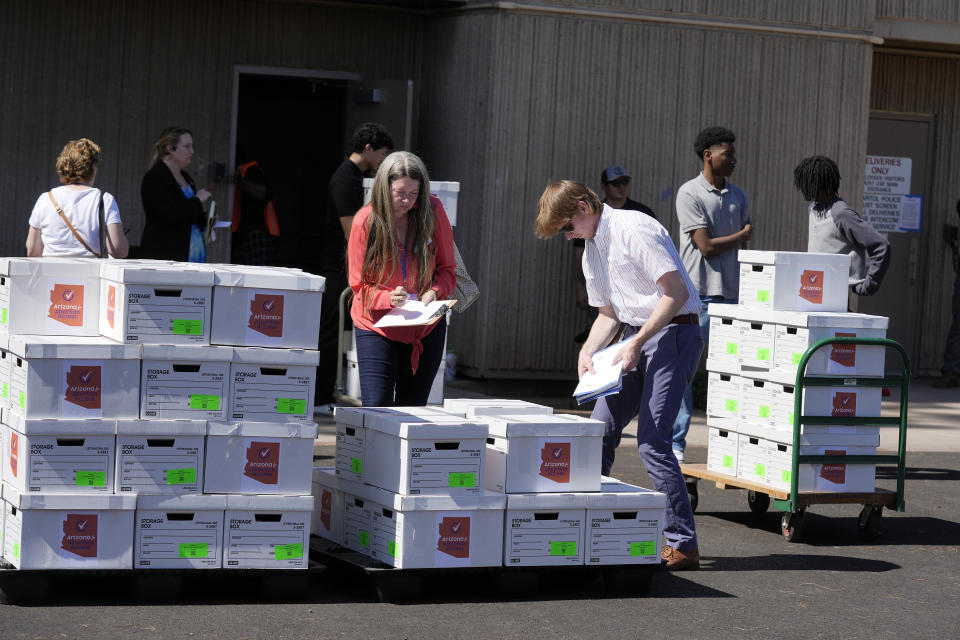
[
  {"xmin": 47, "ymin": 191, "xmax": 100, "ymax": 257},
  {"xmin": 97, "ymin": 190, "xmax": 107, "ymax": 258}
]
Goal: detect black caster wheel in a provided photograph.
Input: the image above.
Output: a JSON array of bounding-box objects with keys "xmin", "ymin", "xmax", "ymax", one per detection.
[
  {"xmin": 747, "ymin": 490, "xmax": 770, "ymax": 514},
  {"xmin": 781, "ymin": 509, "xmax": 806, "ymax": 543},
  {"xmin": 858, "ymin": 505, "xmax": 882, "ymax": 542}
]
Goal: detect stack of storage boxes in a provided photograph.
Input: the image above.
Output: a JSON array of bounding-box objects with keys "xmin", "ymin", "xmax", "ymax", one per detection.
[
  {"xmin": 0, "ymin": 257, "xmax": 325, "ymax": 571},
  {"xmin": 705, "ymin": 250, "xmax": 888, "ymax": 493}
]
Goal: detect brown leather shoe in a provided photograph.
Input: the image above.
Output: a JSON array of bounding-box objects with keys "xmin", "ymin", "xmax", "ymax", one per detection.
[{"xmin": 661, "ymin": 544, "xmax": 700, "ymax": 570}]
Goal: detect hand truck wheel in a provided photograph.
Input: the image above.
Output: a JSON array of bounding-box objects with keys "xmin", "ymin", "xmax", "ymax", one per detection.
[
  {"xmin": 858, "ymin": 505, "xmax": 883, "ymax": 542},
  {"xmin": 781, "ymin": 509, "xmax": 806, "ymax": 543}
]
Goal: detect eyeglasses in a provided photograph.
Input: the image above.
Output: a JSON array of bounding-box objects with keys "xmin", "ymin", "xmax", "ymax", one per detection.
[
  {"xmin": 607, "ymin": 178, "xmax": 629, "ymax": 187},
  {"xmin": 560, "ymin": 219, "xmax": 575, "ymax": 233},
  {"xmin": 391, "ymin": 188, "xmax": 420, "ymax": 201}
]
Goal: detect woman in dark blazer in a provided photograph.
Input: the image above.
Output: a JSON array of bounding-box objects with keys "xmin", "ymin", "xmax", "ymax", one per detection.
[{"xmin": 139, "ymin": 127, "xmax": 211, "ymax": 261}]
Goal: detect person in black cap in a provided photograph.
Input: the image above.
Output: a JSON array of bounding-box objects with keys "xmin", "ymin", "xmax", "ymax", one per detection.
[{"xmin": 573, "ymin": 166, "xmax": 656, "ymax": 331}]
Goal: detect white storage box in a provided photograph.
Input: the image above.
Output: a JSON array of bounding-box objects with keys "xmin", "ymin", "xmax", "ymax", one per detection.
[
  {"xmin": 134, "ymin": 494, "xmax": 226, "ymax": 569},
  {"xmin": 204, "ymin": 421, "xmax": 317, "ymax": 494},
  {"xmin": 706, "ymin": 310, "xmax": 741, "ymax": 373},
  {"xmin": 738, "ymin": 250, "xmax": 850, "ymax": 312},
  {"xmin": 706, "ymin": 426, "xmax": 739, "ymax": 477},
  {"xmin": 228, "ymin": 347, "xmax": 319, "ymax": 422},
  {"xmin": 3, "ymin": 414, "xmax": 116, "ymax": 494},
  {"xmin": 442, "ymin": 398, "xmax": 553, "ymax": 419},
  {"xmin": 706, "ymin": 372, "xmax": 741, "ymax": 420},
  {"xmin": 484, "ymin": 413, "xmax": 603, "ymax": 493},
  {"xmin": 311, "ymin": 467, "xmax": 344, "ymax": 545},
  {"xmin": 115, "ymin": 420, "xmax": 206, "ymax": 494},
  {"xmin": 342, "ymin": 491, "xmax": 375, "ymax": 555},
  {"xmin": 737, "ymin": 319, "xmax": 775, "ymax": 372},
  {"xmin": 736, "ymin": 431, "xmax": 770, "ymax": 486},
  {"xmin": 802, "ymin": 385, "xmax": 882, "ymax": 419},
  {"xmin": 99, "ymin": 262, "xmax": 213, "ymax": 344},
  {"xmin": 740, "ymin": 376, "xmax": 775, "ymax": 428},
  {"xmin": 140, "ymin": 344, "xmax": 232, "ymax": 420},
  {"xmin": 1, "ymin": 347, "xmax": 11, "ymax": 415},
  {"xmin": 504, "ymin": 492, "xmax": 587, "ymax": 566},
  {"xmin": 0, "ymin": 257, "xmax": 101, "ymax": 337},
  {"xmin": 585, "ymin": 479, "xmax": 666, "ymax": 565},
  {"xmin": 223, "ymin": 494, "xmax": 313, "ymax": 569},
  {"xmin": 2, "ymin": 485, "xmax": 135, "ymax": 569},
  {"xmin": 210, "ymin": 266, "xmax": 325, "ymax": 348},
  {"xmin": 362, "ymin": 413, "xmax": 488, "ymax": 496},
  {"xmin": 7, "ymin": 335, "xmax": 140, "ymax": 420}
]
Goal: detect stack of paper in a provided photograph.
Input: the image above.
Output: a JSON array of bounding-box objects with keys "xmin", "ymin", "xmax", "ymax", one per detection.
[
  {"xmin": 373, "ymin": 300, "xmax": 455, "ymax": 328},
  {"xmin": 572, "ymin": 338, "xmax": 634, "ymax": 404}
]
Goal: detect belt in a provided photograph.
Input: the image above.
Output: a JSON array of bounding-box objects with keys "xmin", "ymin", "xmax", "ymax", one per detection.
[{"xmin": 669, "ymin": 313, "xmax": 698, "ymax": 325}]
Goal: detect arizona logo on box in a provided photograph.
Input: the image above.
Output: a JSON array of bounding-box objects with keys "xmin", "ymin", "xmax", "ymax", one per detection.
[
  {"xmin": 248, "ymin": 293, "xmax": 284, "ymax": 338},
  {"xmin": 106, "ymin": 285, "xmax": 116, "ymax": 329},
  {"xmin": 797, "ymin": 270, "xmax": 824, "ymax": 304},
  {"xmin": 64, "ymin": 365, "xmax": 102, "ymax": 410},
  {"xmin": 831, "ymin": 391, "xmax": 857, "ymax": 417},
  {"xmin": 539, "ymin": 442, "xmax": 571, "ymax": 483},
  {"xmin": 243, "ymin": 440, "xmax": 280, "ymax": 484},
  {"xmin": 61, "ymin": 514, "xmax": 98, "ymax": 558},
  {"xmin": 48, "ymin": 284, "xmax": 85, "ymax": 326},
  {"xmin": 819, "ymin": 449, "xmax": 847, "ymax": 485},
  {"xmin": 830, "ymin": 332, "xmax": 857, "ymax": 368},
  {"xmin": 436, "ymin": 516, "xmax": 470, "ymax": 558},
  {"xmin": 9, "ymin": 431, "xmax": 18, "ymax": 478}
]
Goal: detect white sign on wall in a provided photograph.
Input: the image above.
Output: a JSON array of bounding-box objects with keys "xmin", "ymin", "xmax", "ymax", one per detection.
[{"xmin": 863, "ymin": 155, "xmax": 921, "ymax": 233}]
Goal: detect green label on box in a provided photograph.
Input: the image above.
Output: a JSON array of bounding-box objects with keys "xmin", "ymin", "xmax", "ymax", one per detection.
[
  {"xmin": 350, "ymin": 457, "xmax": 362, "ymax": 474},
  {"xmin": 276, "ymin": 398, "xmax": 306, "ymax": 415},
  {"xmin": 629, "ymin": 541, "xmax": 656, "ymax": 557},
  {"xmin": 550, "ymin": 541, "xmax": 577, "ymax": 556},
  {"xmin": 190, "ymin": 394, "xmax": 220, "ymax": 410},
  {"xmin": 76, "ymin": 471, "xmax": 106, "ymax": 486},
  {"xmin": 757, "ymin": 290, "xmax": 770, "ymax": 302},
  {"xmin": 726, "ymin": 342, "xmax": 738, "ymax": 355},
  {"xmin": 172, "ymin": 318, "xmax": 202, "ymax": 335},
  {"xmin": 757, "ymin": 348, "xmax": 770, "ymax": 361},
  {"xmin": 449, "ymin": 472, "xmax": 476, "ymax": 488},
  {"xmin": 19, "ymin": 391, "xmax": 25, "ymax": 408},
  {"xmin": 166, "ymin": 468, "xmax": 196, "ymax": 484},
  {"xmin": 387, "ymin": 540, "xmax": 399, "ymax": 558},
  {"xmin": 788, "ymin": 412, "xmax": 795, "ymax": 426},
  {"xmin": 358, "ymin": 531, "xmax": 370, "ymax": 547},
  {"xmin": 725, "ymin": 399, "xmax": 737, "ymax": 412},
  {"xmin": 758, "ymin": 405, "xmax": 770, "ymax": 418},
  {"xmin": 13, "ymin": 541, "xmax": 19, "ymax": 559},
  {"xmin": 782, "ymin": 470, "xmax": 792, "ymax": 482},
  {"xmin": 275, "ymin": 543, "xmax": 303, "ymax": 560},
  {"xmin": 792, "ymin": 352, "xmax": 802, "ymax": 365},
  {"xmin": 755, "ymin": 463, "xmax": 766, "ymax": 478},
  {"xmin": 179, "ymin": 543, "xmax": 208, "ymax": 558},
  {"xmin": 2, "ymin": 382, "xmax": 6, "ymax": 398},
  {"xmin": 1, "ymin": 308, "xmax": 7, "ymax": 324},
  {"xmin": 722, "ymin": 454, "xmax": 733, "ymax": 468}
]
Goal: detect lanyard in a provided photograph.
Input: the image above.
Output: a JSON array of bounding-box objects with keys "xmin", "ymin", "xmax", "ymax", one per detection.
[{"xmin": 397, "ymin": 216, "xmax": 413, "ymax": 287}]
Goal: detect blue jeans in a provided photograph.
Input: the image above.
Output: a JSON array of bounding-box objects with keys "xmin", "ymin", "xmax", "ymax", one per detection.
[
  {"xmin": 355, "ymin": 317, "xmax": 447, "ymax": 406},
  {"xmin": 671, "ymin": 296, "xmax": 736, "ymax": 453}
]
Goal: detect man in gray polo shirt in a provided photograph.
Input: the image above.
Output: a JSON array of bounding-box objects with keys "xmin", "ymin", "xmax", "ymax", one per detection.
[{"xmin": 672, "ymin": 126, "xmax": 753, "ymax": 461}]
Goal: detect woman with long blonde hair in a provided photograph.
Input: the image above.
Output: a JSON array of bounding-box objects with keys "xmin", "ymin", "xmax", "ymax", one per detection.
[{"xmin": 347, "ymin": 151, "xmax": 456, "ymax": 406}]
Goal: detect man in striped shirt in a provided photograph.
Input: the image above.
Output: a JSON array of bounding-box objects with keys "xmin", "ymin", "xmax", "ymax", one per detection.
[{"xmin": 536, "ymin": 180, "xmax": 704, "ymax": 570}]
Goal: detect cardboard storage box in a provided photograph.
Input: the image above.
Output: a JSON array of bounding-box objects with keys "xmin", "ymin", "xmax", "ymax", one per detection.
[
  {"xmin": 134, "ymin": 494, "xmax": 226, "ymax": 569},
  {"xmin": 484, "ymin": 413, "xmax": 603, "ymax": 493},
  {"xmin": 706, "ymin": 425, "xmax": 739, "ymax": 477},
  {"xmin": 99, "ymin": 262, "xmax": 213, "ymax": 344},
  {"xmin": 706, "ymin": 372, "xmax": 742, "ymax": 420},
  {"xmin": 311, "ymin": 467, "xmax": 344, "ymax": 545},
  {"xmin": 740, "ymin": 376, "xmax": 775, "ymax": 428},
  {"xmin": 140, "ymin": 344, "xmax": 232, "ymax": 420},
  {"xmin": 585, "ymin": 479, "xmax": 666, "ymax": 565},
  {"xmin": 0, "ymin": 257, "xmax": 101, "ymax": 337},
  {"xmin": 737, "ymin": 318, "xmax": 775, "ymax": 372},
  {"xmin": 115, "ymin": 419, "xmax": 206, "ymax": 494},
  {"xmin": 223, "ymin": 494, "xmax": 312, "ymax": 569},
  {"xmin": 738, "ymin": 250, "xmax": 850, "ymax": 312},
  {"xmin": 706, "ymin": 310, "xmax": 741, "ymax": 373},
  {"xmin": 504, "ymin": 492, "xmax": 587, "ymax": 566},
  {"xmin": 442, "ymin": 398, "xmax": 553, "ymax": 419},
  {"xmin": 2, "ymin": 485, "xmax": 135, "ymax": 569},
  {"xmin": 3, "ymin": 414, "xmax": 116, "ymax": 494},
  {"xmin": 7, "ymin": 335, "xmax": 140, "ymax": 420},
  {"xmin": 204, "ymin": 421, "xmax": 317, "ymax": 494},
  {"xmin": 210, "ymin": 266, "xmax": 325, "ymax": 348},
  {"xmin": 228, "ymin": 347, "xmax": 319, "ymax": 423},
  {"xmin": 1, "ymin": 345, "xmax": 11, "ymax": 415},
  {"xmin": 341, "ymin": 491, "xmax": 375, "ymax": 555}
]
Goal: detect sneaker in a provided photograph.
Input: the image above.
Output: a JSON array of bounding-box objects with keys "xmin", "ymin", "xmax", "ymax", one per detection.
[
  {"xmin": 673, "ymin": 449, "xmax": 685, "ymax": 464},
  {"xmin": 314, "ymin": 402, "xmax": 336, "ymax": 416}
]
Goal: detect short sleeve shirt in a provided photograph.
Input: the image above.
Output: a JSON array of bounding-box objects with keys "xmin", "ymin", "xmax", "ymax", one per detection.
[
  {"xmin": 675, "ymin": 173, "xmax": 750, "ymax": 299},
  {"xmin": 29, "ymin": 186, "xmax": 122, "ymax": 257}
]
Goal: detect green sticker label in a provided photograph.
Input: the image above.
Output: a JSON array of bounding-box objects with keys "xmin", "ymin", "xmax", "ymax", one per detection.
[
  {"xmin": 725, "ymin": 399, "xmax": 737, "ymax": 412},
  {"xmin": 550, "ymin": 541, "xmax": 577, "ymax": 556},
  {"xmin": 757, "ymin": 290, "xmax": 770, "ymax": 302},
  {"xmin": 166, "ymin": 468, "xmax": 197, "ymax": 484},
  {"xmin": 13, "ymin": 541, "xmax": 19, "ymax": 559},
  {"xmin": 722, "ymin": 454, "xmax": 733, "ymax": 468},
  {"xmin": 276, "ymin": 398, "xmax": 306, "ymax": 414},
  {"xmin": 757, "ymin": 348, "xmax": 770, "ymax": 361},
  {"xmin": 172, "ymin": 319, "xmax": 203, "ymax": 335},
  {"xmin": 2, "ymin": 382, "xmax": 6, "ymax": 398},
  {"xmin": 792, "ymin": 352, "xmax": 802, "ymax": 365},
  {"xmin": 449, "ymin": 472, "xmax": 476, "ymax": 488},
  {"xmin": 755, "ymin": 463, "xmax": 766, "ymax": 477},
  {"xmin": 76, "ymin": 471, "xmax": 106, "ymax": 486},
  {"xmin": 358, "ymin": 531, "xmax": 370, "ymax": 547},
  {"xmin": 758, "ymin": 405, "xmax": 770, "ymax": 418},
  {"xmin": 725, "ymin": 342, "xmax": 738, "ymax": 355},
  {"xmin": 189, "ymin": 394, "xmax": 220, "ymax": 410},
  {"xmin": 19, "ymin": 391, "xmax": 25, "ymax": 408},
  {"xmin": 387, "ymin": 540, "xmax": 399, "ymax": 558},
  {"xmin": 782, "ymin": 470, "xmax": 792, "ymax": 482},
  {"xmin": 274, "ymin": 543, "xmax": 303, "ymax": 560},
  {"xmin": 788, "ymin": 412, "xmax": 795, "ymax": 426},
  {"xmin": 350, "ymin": 457, "xmax": 362, "ymax": 474},
  {"xmin": 1, "ymin": 308, "xmax": 7, "ymax": 324},
  {"xmin": 629, "ymin": 541, "xmax": 656, "ymax": 556},
  {"xmin": 179, "ymin": 542, "xmax": 208, "ymax": 558}
]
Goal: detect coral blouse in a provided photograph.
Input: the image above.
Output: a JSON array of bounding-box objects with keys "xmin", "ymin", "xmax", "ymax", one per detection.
[{"xmin": 348, "ymin": 195, "xmax": 457, "ymax": 371}]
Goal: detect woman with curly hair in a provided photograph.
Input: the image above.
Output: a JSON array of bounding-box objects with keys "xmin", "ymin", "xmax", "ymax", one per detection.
[{"xmin": 26, "ymin": 137, "xmax": 129, "ymax": 257}]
